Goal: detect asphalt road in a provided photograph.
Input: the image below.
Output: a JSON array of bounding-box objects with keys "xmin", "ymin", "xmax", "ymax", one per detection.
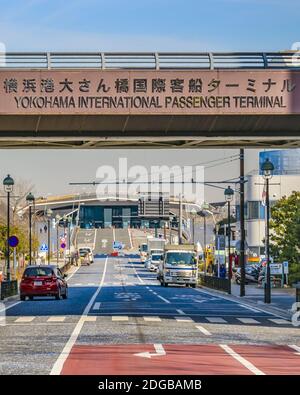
[{"xmin": 0, "ymin": 257, "xmax": 299, "ymax": 375}]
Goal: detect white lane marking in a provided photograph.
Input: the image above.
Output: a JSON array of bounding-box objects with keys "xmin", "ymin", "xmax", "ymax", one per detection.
[
  {"xmin": 15, "ymin": 316, "xmax": 35, "ymax": 323},
  {"xmin": 130, "ymin": 260, "xmax": 171, "ymax": 304},
  {"xmin": 206, "ymin": 317, "xmax": 227, "ymax": 323},
  {"xmin": 93, "ymin": 302, "xmax": 101, "ymax": 310},
  {"xmin": 175, "ymin": 316, "xmax": 194, "ymax": 323},
  {"xmin": 237, "ymin": 317, "xmax": 260, "ymax": 324},
  {"xmin": 288, "ymin": 345, "xmax": 300, "ymax": 355},
  {"xmin": 50, "ymin": 257, "xmax": 108, "ymax": 375},
  {"xmin": 176, "ymin": 309, "xmax": 186, "ymax": 315},
  {"xmin": 143, "ymin": 316, "xmax": 162, "ymax": 322},
  {"xmin": 0, "ymin": 301, "xmax": 21, "ymax": 313},
  {"xmin": 87, "ymin": 283, "xmax": 97, "ymax": 286},
  {"xmin": 238, "ymin": 304, "xmax": 261, "ymax": 313},
  {"xmin": 196, "ymin": 325, "xmax": 212, "ymax": 336},
  {"xmin": 84, "ymin": 316, "xmax": 97, "ymax": 322},
  {"xmin": 269, "ymin": 318, "xmax": 290, "ymax": 325},
  {"xmin": 194, "ymin": 287, "xmax": 289, "ymax": 320},
  {"xmin": 134, "ymin": 344, "xmax": 166, "ymax": 359},
  {"xmin": 157, "ymin": 295, "xmax": 171, "ymax": 304},
  {"xmin": 66, "ymin": 265, "xmax": 81, "ymax": 281},
  {"xmin": 220, "ymin": 344, "xmax": 265, "ymax": 375},
  {"xmin": 47, "ymin": 316, "xmax": 66, "ymax": 322},
  {"xmin": 112, "ymin": 316, "xmax": 129, "ymax": 321}
]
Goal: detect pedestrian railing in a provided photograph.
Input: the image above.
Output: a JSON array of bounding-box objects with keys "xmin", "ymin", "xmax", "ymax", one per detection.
[
  {"xmin": 0, "ymin": 280, "xmax": 18, "ymax": 300},
  {"xmin": 1, "ymin": 52, "xmax": 299, "ymax": 70},
  {"xmin": 198, "ymin": 273, "xmax": 230, "ymax": 293}
]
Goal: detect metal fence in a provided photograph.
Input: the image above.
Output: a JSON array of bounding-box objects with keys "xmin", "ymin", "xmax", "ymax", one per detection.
[
  {"xmin": 0, "ymin": 52, "xmax": 299, "ymax": 70},
  {"xmin": 198, "ymin": 273, "xmax": 230, "ymax": 293},
  {"xmin": 0, "ymin": 280, "xmax": 18, "ymax": 300}
]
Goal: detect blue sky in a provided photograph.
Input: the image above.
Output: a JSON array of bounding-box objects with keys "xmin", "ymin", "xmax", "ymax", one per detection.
[{"xmin": 0, "ymin": 0, "xmax": 299, "ymax": 51}]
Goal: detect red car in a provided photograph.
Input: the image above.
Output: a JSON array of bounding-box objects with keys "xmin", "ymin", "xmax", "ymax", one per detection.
[{"xmin": 20, "ymin": 265, "xmax": 68, "ymax": 301}]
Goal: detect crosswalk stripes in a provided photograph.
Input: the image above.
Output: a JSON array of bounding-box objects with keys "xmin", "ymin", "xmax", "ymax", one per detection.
[
  {"xmin": 268, "ymin": 318, "xmax": 290, "ymax": 325},
  {"xmin": 47, "ymin": 316, "xmax": 66, "ymax": 322},
  {"xmin": 237, "ymin": 318, "xmax": 260, "ymax": 324},
  {"xmin": 8, "ymin": 315, "xmax": 292, "ymax": 326},
  {"xmin": 175, "ymin": 317, "xmax": 194, "ymax": 323},
  {"xmin": 15, "ymin": 317, "xmax": 35, "ymax": 323},
  {"xmin": 143, "ymin": 316, "xmax": 162, "ymax": 322},
  {"xmin": 111, "ymin": 316, "xmax": 129, "ymax": 321},
  {"xmin": 205, "ymin": 317, "xmax": 227, "ymax": 323}
]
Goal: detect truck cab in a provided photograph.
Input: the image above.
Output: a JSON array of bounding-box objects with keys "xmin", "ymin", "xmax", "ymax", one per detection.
[{"xmin": 158, "ymin": 244, "xmax": 198, "ymax": 287}]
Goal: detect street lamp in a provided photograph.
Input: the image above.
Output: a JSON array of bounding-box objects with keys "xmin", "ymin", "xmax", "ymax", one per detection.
[
  {"xmin": 26, "ymin": 192, "xmax": 35, "ymax": 265},
  {"xmin": 63, "ymin": 215, "xmax": 72, "ymax": 263},
  {"xmin": 55, "ymin": 214, "xmax": 61, "ymax": 265},
  {"xmin": 224, "ymin": 185, "xmax": 234, "ymax": 294},
  {"xmin": 261, "ymin": 158, "xmax": 274, "ymax": 304},
  {"xmin": 46, "ymin": 208, "xmax": 53, "ymax": 265},
  {"xmin": 3, "ymin": 175, "xmax": 14, "ymax": 281}
]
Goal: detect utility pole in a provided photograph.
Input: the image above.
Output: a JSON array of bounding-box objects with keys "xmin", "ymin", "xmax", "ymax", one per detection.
[
  {"xmin": 178, "ymin": 194, "xmax": 183, "ymax": 244},
  {"xmin": 239, "ymin": 149, "xmax": 246, "ymax": 297}
]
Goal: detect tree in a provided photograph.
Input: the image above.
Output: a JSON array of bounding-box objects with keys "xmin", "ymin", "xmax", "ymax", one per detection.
[{"xmin": 269, "ymin": 191, "xmax": 300, "ymax": 284}]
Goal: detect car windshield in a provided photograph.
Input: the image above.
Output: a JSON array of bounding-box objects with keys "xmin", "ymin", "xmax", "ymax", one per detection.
[
  {"xmin": 152, "ymin": 254, "xmax": 163, "ymax": 261},
  {"xmin": 141, "ymin": 245, "xmax": 147, "ymax": 252},
  {"xmin": 24, "ymin": 267, "xmax": 54, "ymax": 277},
  {"xmin": 165, "ymin": 252, "xmax": 196, "ymax": 266},
  {"xmin": 79, "ymin": 250, "xmax": 89, "ymax": 256}
]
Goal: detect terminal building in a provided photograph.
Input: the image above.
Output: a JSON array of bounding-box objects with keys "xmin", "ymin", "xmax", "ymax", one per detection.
[{"xmin": 243, "ymin": 149, "xmax": 300, "ymax": 257}]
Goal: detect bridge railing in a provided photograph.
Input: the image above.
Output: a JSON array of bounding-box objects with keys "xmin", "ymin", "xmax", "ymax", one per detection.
[{"xmin": 0, "ymin": 52, "xmax": 299, "ymax": 70}]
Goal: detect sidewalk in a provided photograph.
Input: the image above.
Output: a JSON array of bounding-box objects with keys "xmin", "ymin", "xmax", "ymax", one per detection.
[{"xmin": 230, "ymin": 283, "xmax": 297, "ymax": 317}]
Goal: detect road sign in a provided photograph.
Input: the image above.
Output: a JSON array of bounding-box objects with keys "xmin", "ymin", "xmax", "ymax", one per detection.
[
  {"xmin": 40, "ymin": 243, "xmax": 48, "ymax": 252},
  {"xmin": 8, "ymin": 235, "xmax": 19, "ymax": 248},
  {"xmin": 113, "ymin": 241, "xmax": 123, "ymax": 250},
  {"xmin": 60, "ymin": 242, "xmax": 66, "ymax": 249},
  {"xmin": 270, "ymin": 263, "xmax": 283, "ymax": 275},
  {"xmin": 283, "ymin": 261, "xmax": 289, "ymax": 274}
]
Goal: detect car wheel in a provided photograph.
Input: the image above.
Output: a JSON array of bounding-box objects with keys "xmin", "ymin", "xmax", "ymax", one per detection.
[
  {"xmin": 55, "ymin": 288, "xmax": 61, "ymax": 300},
  {"xmin": 164, "ymin": 282, "xmax": 168, "ymax": 287},
  {"xmin": 20, "ymin": 295, "xmax": 26, "ymax": 301},
  {"xmin": 29, "ymin": 296, "xmax": 34, "ymax": 301},
  {"xmin": 62, "ymin": 288, "xmax": 68, "ymax": 299}
]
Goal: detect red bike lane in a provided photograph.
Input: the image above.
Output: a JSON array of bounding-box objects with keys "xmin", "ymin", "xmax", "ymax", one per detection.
[{"xmin": 60, "ymin": 343, "xmax": 300, "ymax": 375}]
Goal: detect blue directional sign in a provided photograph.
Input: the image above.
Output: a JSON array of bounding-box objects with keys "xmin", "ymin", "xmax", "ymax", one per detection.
[
  {"xmin": 40, "ymin": 243, "xmax": 48, "ymax": 252},
  {"xmin": 113, "ymin": 241, "xmax": 123, "ymax": 250}
]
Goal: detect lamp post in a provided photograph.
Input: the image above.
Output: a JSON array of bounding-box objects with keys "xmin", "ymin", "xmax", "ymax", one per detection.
[
  {"xmin": 55, "ymin": 214, "xmax": 61, "ymax": 265},
  {"xmin": 46, "ymin": 208, "xmax": 53, "ymax": 265},
  {"xmin": 26, "ymin": 192, "xmax": 35, "ymax": 265},
  {"xmin": 3, "ymin": 175, "xmax": 14, "ymax": 281},
  {"xmin": 261, "ymin": 158, "xmax": 274, "ymax": 304},
  {"xmin": 224, "ymin": 186, "xmax": 234, "ymax": 294}
]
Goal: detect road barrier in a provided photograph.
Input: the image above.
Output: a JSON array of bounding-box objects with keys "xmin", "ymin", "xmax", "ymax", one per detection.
[
  {"xmin": 0, "ymin": 280, "xmax": 18, "ymax": 300},
  {"xmin": 198, "ymin": 273, "xmax": 230, "ymax": 293}
]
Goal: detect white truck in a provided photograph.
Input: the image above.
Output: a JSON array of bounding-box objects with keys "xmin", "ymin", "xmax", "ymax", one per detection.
[
  {"xmin": 145, "ymin": 237, "xmax": 166, "ymax": 271},
  {"xmin": 158, "ymin": 244, "xmax": 198, "ymax": 287}
]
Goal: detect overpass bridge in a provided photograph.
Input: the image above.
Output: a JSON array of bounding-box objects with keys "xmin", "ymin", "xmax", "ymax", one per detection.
[{"xmin": 0, "ymin": 52, "xmax": 300, "ymax": 149}]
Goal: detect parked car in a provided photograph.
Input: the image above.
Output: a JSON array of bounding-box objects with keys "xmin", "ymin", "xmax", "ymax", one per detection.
[
  {"xmin": 78, "ymin": 247, "xmax": 94, "ymax": 264},
  {"xmin": 20, "ymin": 265, "xmax": 68, "ymax": 301}
]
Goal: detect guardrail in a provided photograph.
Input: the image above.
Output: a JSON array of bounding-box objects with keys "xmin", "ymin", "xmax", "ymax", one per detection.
[
  {"xmin": 198, "ymin": 273, "xmax": 230, "ymax": 293},
  {"xmin": 0, "ymin": 52, "xmax": 299, "ymax": 70},
  {"xmin": 0, "ymin": 280, "xmax": 18, "ymax": 300}
]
